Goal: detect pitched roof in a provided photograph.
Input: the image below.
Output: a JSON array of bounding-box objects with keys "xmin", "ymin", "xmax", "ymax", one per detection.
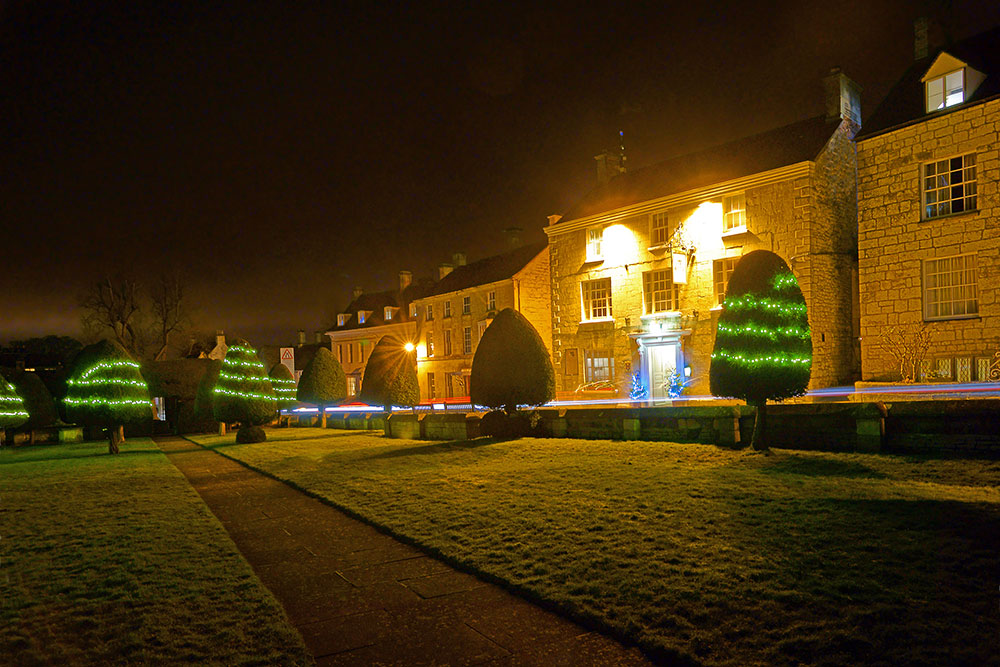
[
  {"xmin": 420, "ymin": 242, "xmax": 547, "ymax": 298},
  {"xmin": 558, "ymin": 115, "xmax": 842, "ymax": 223},
  {"xmin": 858, "ymin": 26, "xmax": 1000, "ymax": 140},
  {"xmin": 330, "ymin": 278, "xmax": 435, "ymax": 332}
]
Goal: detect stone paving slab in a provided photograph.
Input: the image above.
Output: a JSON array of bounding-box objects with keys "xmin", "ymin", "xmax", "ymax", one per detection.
[{"xmin": 156, "ymin": 436, "xmax": 652, "ymax": 665}]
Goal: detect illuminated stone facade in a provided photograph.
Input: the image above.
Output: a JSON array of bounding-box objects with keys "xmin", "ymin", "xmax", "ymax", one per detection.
[
  {"xmin": 857, "ymin": 30, "xmax": 1000, "ymax": 382},
  {"xmin": 547, "ymin": 113, "xmax": 860, "ymax": 400},
  {"xmin": 411, "ymin": 244, "xmax": 551, "ymax": 402}
]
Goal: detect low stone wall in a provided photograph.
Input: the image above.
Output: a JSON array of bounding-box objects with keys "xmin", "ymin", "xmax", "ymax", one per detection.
[
  {"xmin": 883, "ymin": 400, "xmax": 1000, "ymax": 455},
  {"xmin": 737, "ymin": 403, "xmax": 887, "ymax": 453},
  {"xmin": 422, "ymin": 414, "xmax": 480, "ymax": 441},
  {"xmin": 5, "ymin": 425, "xmax": 85, "ymax": 446}
]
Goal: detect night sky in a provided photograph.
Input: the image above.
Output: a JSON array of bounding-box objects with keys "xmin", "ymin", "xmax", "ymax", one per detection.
[{"xmin": 3, "ymin": 1, "xmax": 998, "ymax": 347}]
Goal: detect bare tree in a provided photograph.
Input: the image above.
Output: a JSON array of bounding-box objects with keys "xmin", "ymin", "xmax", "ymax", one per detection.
[
  {"xmin": 878, "ymin": 323, "xmax": 934, "ymax": 382},
  {"xmin": 149, "ymin": 273, "xmax": 189, "ymax": 360},
  {"xmin": 80, "ymin": 276, "xmax": 144, "ymax": 356}
]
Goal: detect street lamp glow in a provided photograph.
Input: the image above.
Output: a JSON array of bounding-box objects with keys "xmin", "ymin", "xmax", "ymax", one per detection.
[{"xmin": 404, "ymin": 342, "xmax": 415, "ymax": 352}]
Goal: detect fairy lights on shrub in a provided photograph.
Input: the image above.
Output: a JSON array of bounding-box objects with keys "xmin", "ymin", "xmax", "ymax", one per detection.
[
  {"xmin": 0, "ymin": 379, "xmax": 29, "ymax": 425},
  {"xmin": 213, "ymin": 342, "xmax": 276, "ymax": 426},
  {"xmin": 64, "ymin": 355, "xmax": 151, "ymax": 411}
]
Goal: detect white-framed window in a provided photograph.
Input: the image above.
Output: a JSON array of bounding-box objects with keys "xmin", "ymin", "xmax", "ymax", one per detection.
[
  {"xmin": 337, "ymin": 314, "xmax": 350, "ymax": 327},
  {"xmin": 650, "ymin": 211, "xmax": 669, "ymax": 246},
  {"xmin": 462, "ymin": 296, "xmax": 471, "ymax": 314},
  {"xmin": 477, "ymin": 320, "xmax": 489, "ymax": 346},
  {"xmin": 427, "ymin": 372, "xmax": 435, "ymax": 399},
  {"xmin": 463, "ymin": 327, "xmax": 472, "ymax": 355},
  {"xmin": 348, "ymin": 344, "xmax": 354, "ymax": 363},
  {"xmin": 714, "ymin": 257, "xmax": 739, "ymax": 306},
  {"xmin": 584, "ymin": 350, "xmax": 614, "ymax": 383},
  {"xmin": 581, "ymin": 278, "xmax": 612, "ymax": 321},
  {"xmin": 443, "ymin": 301, "xmax": 452, "ymax": 318},
  {"xmin": 384, "ymin": 306, "xmax": 395, "ymax": 321},
  {"xmin": 586, "ymin": 227, "xmax": 603, "ymax": 261},
  {"xmin": 923, "ymin": 253, "xmax": 978, "ymax": 320},
  {"xmin": 358, "ymin": 310, "xmax": 369, "ymax": 324},
  {"xmin": 426, "ymin": 331, "xmax": 435, "ymax": 357},
  {"xmin": 723, "ymin": 193, "xmax": 746, "ymax": 232},
  {"xmin": 923, "ymin": 154, "xmax": 976, "ymax": 219},
  {"xmin": 643, "ymin": 269, "xmax": 679, "ymax": 313},
  {"xmin": 487, "ymin": 291, "xmax": 495, "ymax": 311},
  {"xmin": 426, "ymin": 304, "xmax": 434, "ymax": 321},
  {"xmin": 347, "ymin": 376, "xmax": 358, "ymax": 396},
  {"xmin": 926, "ymin": 69, "xmax": 964, "ymax": 112},
  {"xmin": 443, "ymin": 330, "xmax": 452, "ymax": 356}
]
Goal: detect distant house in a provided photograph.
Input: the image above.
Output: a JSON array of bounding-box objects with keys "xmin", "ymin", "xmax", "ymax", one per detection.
[
  {"xmin": 410, "ymin": 243, "xmax": 551, "ymax": 402},
  {"xmin": 546, "ymin": 70, "xmax": 862, "ymax": 399},
  {"xmin": 856, "ymin": 26, "xmax": 1000, "ymax": 382},
  {"xmin": 326, "ymin": 272, "xmax": 434, "ymax": 398}
]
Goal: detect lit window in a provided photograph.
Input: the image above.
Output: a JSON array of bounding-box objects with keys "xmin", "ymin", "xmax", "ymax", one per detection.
[
  {"xmin": 463, "ymin": 327, "xmax": 472, "ymax": 355},
  {"xmin": 581, "ymin": 278, "xmax": 612, "ymax": 321},
  {"xmin": 723, "ymin": 193, "xmax": 746, "ymax": 232},
  {"xmin": 487, "ymin": 291, "xmax": 495, "ymax": 311},
  {"xmin": 410, "ymin": 303, "xmax": 418, "ymax": 318},
  {"xmin": 426, "ymin": 305, "xmax": 434, "ymax": 321},
  {"xmin": 462, "ymin": 296, "xmax": 471, "ymax": 314},
  {"xmin": 443, "ymin": 330, "xmax": 452, "ymax": 356},
  {"xmin": 650, "ymin": 211, "xmax": 669, "ymax": 246},
  {"xmin": 337, "ymin": 314, "xmax": 350, "ymax": 326},
  {"xmin": 347, "ymin": 376, "xmax": 357, "ymax": 395},
  {"xmin": 923, "ymin": 254, "xmax": 978, "ymax": 320},
  {"xmin": 358, "ymin": 311, "xmax": 368, "ymax": 324},
  {"xmin": 384, "ymin": 306, "xmax": 394, "ymax": 321},
  {"xmin": 643, "ymin": 269, "xmax": 679, "ymax": 313},
  {"xmin": 426, "ymin": 331, "xmax": 434, "ymax": 357},
  {"xmin": 714, "ymin": 257, "xmax": 739, "ymax": 306},
  {"xmin": 427, "ymin": 372, "xmax": 435, "ymax": 399},
  {"xmin": 923, "ymin": 154, "xmax": 976, "ymax": 219},
  {"xmin": 926, "ymin": 69, "xmax": 964, "ymax": 112},
  {"xmin": 444, "ymin": 301, "xmax": 452, "ymax": 318},
  {"xmin": 584, "ymin": 350, "xmax": 614, "ymax": 383},
  {"xmin": 586, "ymin": 227, "xmax": 603, "ymax": 261}
]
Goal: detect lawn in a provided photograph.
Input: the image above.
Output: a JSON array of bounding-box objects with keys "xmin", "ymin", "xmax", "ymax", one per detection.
[
  {"xmin": 0, "ymin": 439, "xmax": 311, "ymax": 666},
  {"xmin": 190, "ymin": 428, "xmax": 1000, "ymax": 665}
]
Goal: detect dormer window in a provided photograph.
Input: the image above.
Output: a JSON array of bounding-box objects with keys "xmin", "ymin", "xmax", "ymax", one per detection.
[
  {"xmin": 358, "ymin": 310, "xmax": 370, "ymax": 324},
  {"xmin": 384, "ymin": 306, "xmax": 397, "ymax": 321},
  {"xmin": 723, "ymin": 193, "xmax": 746, "ymax": 232},
  {"xmin": 926, "ymin": 69, "xmax": 964, "ymax": 112},
  {"xmin": 337, "ymin": 314, "xmax": 351, "ymax": 327},
  {"xmin": 586, "ymin": 227, "xmax": 603, "ymax": 262}
]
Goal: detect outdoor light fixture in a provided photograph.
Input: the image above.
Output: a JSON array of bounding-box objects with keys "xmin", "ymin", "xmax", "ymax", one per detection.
[{"xmin": 404, "ymin": 342, "xmax": 415, "ymax": 352}]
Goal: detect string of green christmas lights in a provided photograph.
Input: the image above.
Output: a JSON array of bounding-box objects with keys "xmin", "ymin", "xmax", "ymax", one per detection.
[
  {"xmin": 213, "ymin": 386, "xmax": 277, "ymax": 401},
  {"xmin": 716, "ymin": 321, "xmax": 811, "ymax": 341},
  {"xmin": 723, "ymin": 295, "xmax": 807, "ymax": 316},
  {"xmin": 213, "ymin": 342, "xmax": 276, "ymax": 425},
  {"xmin": 64, "ymin": 396, "xmax": 154, "ymax": 406},
  {"xmin": 0, "ymin": 379, "xmax": 29, "ymax": 420},
  {"xmin": 711, "ymin": 349, "xmax": 812, "ymax": 366},
  {"xmin": 63, "ymin": 346, "xmax": 152, "ymax": 418},
  {"xmin": 271, "ymin": 376, "xmax": 297, "ymax": 403},
  {"xmin": 770, "ymin": 272, "xmax": 799, "ymax": 290}
]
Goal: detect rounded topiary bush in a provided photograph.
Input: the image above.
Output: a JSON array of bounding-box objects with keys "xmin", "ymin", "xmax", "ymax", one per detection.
[
  {"xmin": 297, "ymin": 348, "xmax": 347, "ymax": 427},
  {"xmin": 235, "ymin": 425, "xmax": 266, "ymax": 443},
  {"xmin": 470, "ymin": 308, "xmax": 554, "ymax": 415},
  {"xmin": 359, "ymin": 335, "xmax": 419, "ymax": 411}
]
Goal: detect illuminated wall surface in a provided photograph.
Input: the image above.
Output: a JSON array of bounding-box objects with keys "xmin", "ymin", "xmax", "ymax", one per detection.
[{"xmin": 545, "ymin": 121, "xmax": 860, "ymax": 396}]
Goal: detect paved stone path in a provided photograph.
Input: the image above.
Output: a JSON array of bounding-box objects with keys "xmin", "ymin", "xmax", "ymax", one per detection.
[{"xmin": 156, "ymin": 436, "xmax": 652, "ymax": 666}]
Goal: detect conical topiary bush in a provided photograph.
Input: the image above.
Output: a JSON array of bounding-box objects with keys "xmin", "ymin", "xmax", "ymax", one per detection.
[
  {"xmin": 269, "ymin": 363, "xmax": 298, "ymax": 413},
  {"xmin": 470, "ymin": 308, "xmax": 555, "ymax": 416},
  {"xmin": 296, "ymin": 348, "xmax": 346, "ymax": 428},
  {"xmin": 0, "ymin": 375, "xmax": 30, "ymax": 446},
  {"xmin": 213, "ymin": 340, "xmax": 276, "ymax": 442}
]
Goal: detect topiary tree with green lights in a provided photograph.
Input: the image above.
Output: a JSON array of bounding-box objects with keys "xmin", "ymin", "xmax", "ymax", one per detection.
[
  {"xmin": 0, "ymin": 376, "xmax": 30, "ymax": 446},
  {"xmin": 710, "ymin": 250, "xmax": 812, "ymax": 451},
  {"xmin": 212, "ymin": 340, "xmax": 276, "ymax": 443},
  {"xmin": 296, "ymin": 348, "xmax": 346, "ymax": 428},
  {"xmin": 63, "ymin": 339, "xmax": 153, "ymax": 454},
  {"xmin": 359, "ymin": 335, "xmax": 419, "ymax": 413},
  {"xmin": 269, "ymin": 363, "xmax": 298, "ymax": 415}
]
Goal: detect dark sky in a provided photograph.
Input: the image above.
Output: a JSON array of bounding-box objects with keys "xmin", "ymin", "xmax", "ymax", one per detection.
[{"xmin": 3, "ymin": 1, "xmax": 998, "ymax": 347}]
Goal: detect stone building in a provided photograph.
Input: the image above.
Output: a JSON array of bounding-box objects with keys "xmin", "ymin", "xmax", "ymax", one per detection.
[
  {"xmin": 326, "ymin": 272, "xmax": 433, "ymax": 397},
  {"xmin": 545, "ymin": 72, "xmax": 862, "ymax": 400},
  {"xmin": 411, "ymin": 242, "xmax": 551, "ymax": 402},
  {"xmin": 857, "ymin": 26, "xmax": 1000, "ymax": 382}
]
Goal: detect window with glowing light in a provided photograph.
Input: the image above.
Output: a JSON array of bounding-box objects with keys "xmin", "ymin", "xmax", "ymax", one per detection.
[
  {"xmin": 426, "ymin": 331, "xmax": 435, "ymax": 357},
  {"xmin": 926, "ymin": 69, "xmax": 964, "ymax": 112},
  {"xmin": 463, "ymin": 327, "xmax": 472, "ymax": 355},
  {"xmin": 723, "ymin": 193, "xmax": 746, "ymax": 232},
  {"xmin": 443, "ymin": 330, "xmax": 453, "ymax": 356},
  {"xmin": 487, "ymin": 291, "xmax": 495, "ymax": 311},
  {"xmin": 650, "ymin": 211, "xmax": 669, "ymax": 246},
  {"xmin": 581, "ymin": 278, "xmax": 612, "ymax": 321},
  {"xmin": 462, "ymin": 296, "xmax": 471, "ymax": 314},
  {"xmin": 358, "ymin": 310, "xmax": 369, "ymax": 324},
  {"xmin": 584, "ymin": 350, "xmax": 614, "ymax": 383},
  {"xmin": 643, "ymin": 269, "xmax": 679, "ymax": 313},
  {"xmin": 586, "ymin": 227, "xmax": 603, "ymax": 261},
  {"xmin": 923, "ymin": 253, "xmax": 978, "ymax": 320},
  {"xmin": 443, "ymin": 301, "xmax": 452, "ymax": 318},
  {"xmin": 384, "ymin": 306, "xmax": 395, "ymax": 321},
  {"xmin": 337, "ymin": 314, "xmax": 350, "ymax": 327},
  {"xmin": 923, "ymin": 154, "xmax": 976, "ymax": 219},
  {"xmin": 713, "ymin": 257, "xmax": 739, "ymax": 306}
]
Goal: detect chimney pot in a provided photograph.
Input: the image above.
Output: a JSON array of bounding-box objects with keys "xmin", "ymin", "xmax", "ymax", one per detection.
[
  {"xmin": 452, "ymin": 253, "xmax": 466, "ymax": 267},
  {"xmin": 352, "ymin": 286, "xmax": 363, "ymax": 299},
  {"xmin": 315, "ymin": 331, "xmax": 322, "ymax": 344},
  {"xmin": 298, "ymin": 329, "xmax": 306, "ymax": 345},
  {"xmin": 823, "ymin": 67, "xmax": 862, "ymax": 128},
  {"xmin": 215, "ymin": 330, "xmax": 225, "ymax": 347},
  {"xmin": 914, "ymin": 16, "xmax": 929, "ymax": 60},
  {"xmin": 398, "ymin": 270, "xmax": 412, "ymax": 292},
  {"xmin": 438, "ymin": 263, "xmax": 454, "ymax": 280},
  {"xmin": 503, "ymin": 227, "xmax": 524, "ymax": 250},
  {"xmin": 594, "ymin": 151, "xmax": 624, "ymax": 185}
]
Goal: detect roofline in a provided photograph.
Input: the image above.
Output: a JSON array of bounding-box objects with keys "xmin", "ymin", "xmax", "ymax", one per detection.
[
  {"xmin": 414, "ymin": 245, "xmax": 547, "ymax": 299},
  {"xmin": 325, "ymin": 321, "xmax": 415, "ymax": 340},
  {"xmin": 545, "ymin": 161, "xmax": 813, "ymax": 237},
  {"xmin": 857, "ymin": 92, "xmax": 1000, "ymax": 141},
  {"xmin": 413, "ymin": 276, "xmax": 513, "ymax": 303}
]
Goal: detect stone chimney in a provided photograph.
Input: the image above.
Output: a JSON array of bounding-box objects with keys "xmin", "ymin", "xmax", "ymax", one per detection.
[
  {"xmin": 438, "ymin": 263, "xmax": 454, "ymax": 280},
  {"xmin": 352, "ymin": 286, "xmax": 363, "ymax": 299},
  {"xmin": 298, "ymin": 329, "xmax": 306, "ymax": 346},
  {"xmin": 824, "ymin": 67, "xmax": 862, "ymax": 127},
  {"xmin": 594, "ymin": 151, "xmax": 624, "ymax": 185},
  {"xmin": 315, "ymin": 331, "xmax": 322, "ymax": 344},
  {"xmin": 215, "ymin": 331, "xmax": 225, "ymax": 348},
  {"xmin": 913, "ymin": 16, "xmax": 946, "ymax": 61},
  {"xmin": 452, "ymin": 253, "xmax": 467, "ymax": 267},
  {"xmin": 398, "ymin": 270, "xmax": 412, "ymax": 292},
  {"xmin": 503, "ymin": 227, "xmax": 523, "ymax": 249}
]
